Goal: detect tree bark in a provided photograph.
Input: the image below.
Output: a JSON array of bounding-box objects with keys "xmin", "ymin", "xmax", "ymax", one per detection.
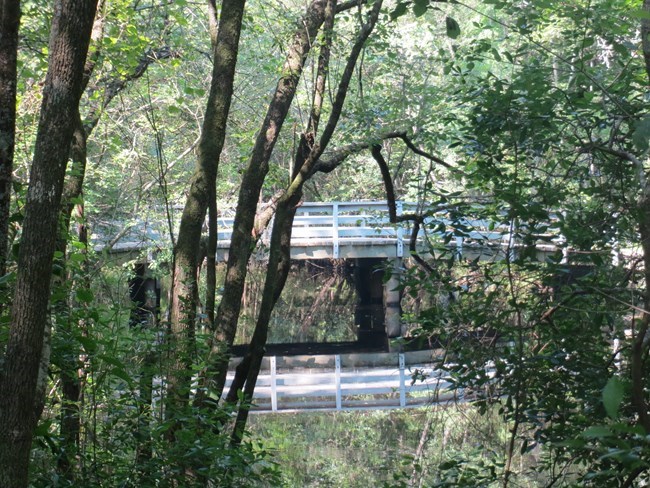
[
  {"xmin": 201, "ymin": 0, "xmax": 332, "ymax": 404},
  {"xmin": 166, "ymin": 0, "xmax": 246, "ymax": 434},
  {"xmin": 0, "ymin": 0, "xmax": 21, "ymax": 276},
  {"xmin": 0, "ymin": 0, "xmax": 98, "ymax": 486}
]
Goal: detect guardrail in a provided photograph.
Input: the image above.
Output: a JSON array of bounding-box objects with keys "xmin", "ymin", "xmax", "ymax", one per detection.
[
  {"xmin": 216, "ymin": 201, "xmax": 538, "ymax": 260},
  {"xmin": 96, "ymin": 201, "xmax": 563, "ymax": 260},
  {"xmin": 224, "ymin": 351, "xmax": 484, "ymax": 413}
]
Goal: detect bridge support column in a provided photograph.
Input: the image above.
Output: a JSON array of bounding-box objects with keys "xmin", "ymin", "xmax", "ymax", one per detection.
[
  {"xmin": 353, "ymin": 258, "xmax": 403, "ymax": 349},
  {"xmin": 384, "ymin": 258, "xmax": 402, "ymax": 340},
  {"xmin": 354, "ymin": 258, "xmax": 386, "ymax": 347}
]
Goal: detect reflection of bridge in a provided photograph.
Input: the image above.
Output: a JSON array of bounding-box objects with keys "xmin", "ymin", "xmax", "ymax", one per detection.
[{"xmin": 224, "ymin": 350, "xmax": 485, "ymax": 413}]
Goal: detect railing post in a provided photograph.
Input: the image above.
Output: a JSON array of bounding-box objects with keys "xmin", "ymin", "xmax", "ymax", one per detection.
[
  {"xmin": 455, "ymin": 236, "xmax": 463, "ymax": 258},
  {"xmin": 332, "ymin": 203, "xmax": 339, "ymax": 259},
  {"xmin": 399, "ymin": 353, "xmax": 406, "ymax": 407},
  {"xmin": 396, "ymin": 201, "xmax": 403, "ymax": 258},
  {"xmin": 335, "ymin": 355, "xmax": 342, "ymax": 410},
  {"xmin": 270, "ymin": 356, "xmax": 277, "ymax": 412},
  {"xmin": 560, "ymin": 211, "xmax": 569, "ymax": 264},
  {"xmin": 507, "ymin": 218, "xmax": 517, "ymax": 262}
]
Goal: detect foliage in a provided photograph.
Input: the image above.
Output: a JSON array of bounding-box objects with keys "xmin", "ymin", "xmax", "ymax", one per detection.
[{"xmin": 3, "ymin": 0, "xmax": 650, "ymax": 485}]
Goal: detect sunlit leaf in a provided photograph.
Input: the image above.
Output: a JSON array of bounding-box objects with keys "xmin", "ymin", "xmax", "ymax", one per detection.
[{"xmin": 603, "ymin": 376, "xmax": 625, "ymax": 419}]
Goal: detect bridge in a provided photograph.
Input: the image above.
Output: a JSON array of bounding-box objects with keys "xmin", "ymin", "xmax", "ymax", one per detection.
[
  {"xmin": 100, "ymin": 202, "xmax": 557, "ymax": 412},
  {"xmin": 97, "ymin": 200, "xmax": 564, "ymax": 350},
  {"xmin": 96, "ymin": 201, "xmax": 562, "ymax": 262}
]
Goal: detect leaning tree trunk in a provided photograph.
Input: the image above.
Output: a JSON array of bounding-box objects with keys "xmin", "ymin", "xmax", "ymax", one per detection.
[
  {"xmin": 0, "ymin": 0, "xmax": 98, "ymax": 486},
  {"xmin": 165, "ymin": 0, "xmax": 246, "ymax": 437},
  {"xmin": 201, "ymin": 0, "xmax": 332, "ymax": 404},
  {"xmin": 0, "ymin": 0, "xmax": 21, "ymax": 276},
  {"xmin": 228, "ymin": 0, "xmax": 383, "ymax": 440}
]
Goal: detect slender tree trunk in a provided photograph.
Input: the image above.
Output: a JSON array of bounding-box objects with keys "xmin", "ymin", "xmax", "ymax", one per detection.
[
  {"xmin": 55, "ymin": 112, "xmax": 88, "ymax": 481},
  {"xmin": 231, "ymin": 194, "xmax": 298, "ymax": 443},
  {"xmin": 203, "ymin": 0, "xmax": 331, "ymax": 403},
  {"xmin": 0, "ymin": 0, "xmax": 21, "ymax": 276},
  {"xmin": 166, "ymin": 0, "xmax": 246, "ymax": 434},
  {"xmin": 0, "ymin": 1, "xmax": 98, "ymax": 485},
  {"xmin": 228, "ymin": 1, "xmax": 383, "ymax": 439}
]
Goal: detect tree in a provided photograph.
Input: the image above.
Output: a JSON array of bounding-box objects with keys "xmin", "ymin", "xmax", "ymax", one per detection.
[
  {"xmin": 394, "ymin": 0, "xmax": 650, "ymax": 485},
  {"xmin": 0, "ymin": 0, "xmax": 98, "ymax": 485},
  {"xmin": 0, "ymin": 0, "xmax": 21, "ymax": 275},
  {"xmin": 165, "ymin": 0, "xmax": 247, "ymax": 441}
]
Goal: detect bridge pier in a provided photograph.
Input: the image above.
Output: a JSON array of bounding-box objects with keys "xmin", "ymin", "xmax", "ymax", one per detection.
[
  {"xmin": 354, "ymin": 258, "xmax": 385, "ymax": 347},
  {"xmin": 384, "ymin": 258, "xmax": 402, "ymax": 340},
  {"xmin": 353, "ymin": 258, "xmax": 402, "ymax": 348}
]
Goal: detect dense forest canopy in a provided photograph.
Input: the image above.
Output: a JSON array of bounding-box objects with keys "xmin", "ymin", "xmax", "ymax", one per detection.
[{"xmin": 1, "ymin": 0, "xmax": 650, "ymax": 486}]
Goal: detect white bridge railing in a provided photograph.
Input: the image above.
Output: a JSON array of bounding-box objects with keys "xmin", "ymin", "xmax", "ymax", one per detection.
[
  {"xmin": 98, "ymin": 201, "xmax": 562, "ymax": 260},
  {"xmin": 224, "ymin": 350, "xmax": 490, "ymax": 413},
  {"xmin": 216, "ymin": 201, "xmax": 545, "ymax": 260}
]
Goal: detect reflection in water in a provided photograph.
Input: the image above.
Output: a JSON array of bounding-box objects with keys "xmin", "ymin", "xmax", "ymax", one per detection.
[{"xmin": 232, "ymin": 260, "xmax": 358, "ymax": 345}]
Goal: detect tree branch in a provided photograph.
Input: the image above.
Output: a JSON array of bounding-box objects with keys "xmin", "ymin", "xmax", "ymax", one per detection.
[{"xmin": 84, "ymin": 46, "xmax": 179, "ymax": 135}]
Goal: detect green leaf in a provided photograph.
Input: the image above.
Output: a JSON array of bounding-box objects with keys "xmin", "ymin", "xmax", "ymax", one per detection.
[
  {"xmin": 69, "ymin": 252, "xmax": 86, "ymax": 263},
  {"xmin": 76, "ymin": 288, "xmax": 94, "ymax": 303},
  {"xmin": 78, "ymin": 335, "xmax": 98, "ymax": 354},
  {"xmin": 583, "ymin": 425, "xmax": 614, "ymax": 438},
  {"xmin": 603, "ymin": 376, "xmax": 625, "ymax": 419},
  {"xmin": 390, "ymin": 1, "xmax": 408, "ymax": 20},
  {"xmin": 413, "ymin": 0, "xmax": 428, "ymax": 17},
  {"xmin": 629, "ymin": 9, "xmax": 650, "ymax": 20},
  {"xmin": 110, "ymin": 366, "xmax": 133, "ymax": 385},
  {"xmin": 633, "ymin": 115, "xmax": 650, "ymax": 152},
  {"xmin": 0, "ymin": 271, "xmax": 15, "ymax": 285},
  {"xmin": 446, "ymin": 16, "xmax": 461, "ymax": 39}
]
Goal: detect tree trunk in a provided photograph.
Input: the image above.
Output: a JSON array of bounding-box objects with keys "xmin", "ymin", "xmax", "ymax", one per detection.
[
  {"xmin": 166, "ymin": 0, "xmax": 246, "ymax": 435},
  {"xmin": 230, "ymin": 192, "xmax": 300, "ymax": 443},
  {"xmin": 228, "ymin": 0, "xmax": 383, "ymax": 440},
  {"xmin": 203, "ymin": 0, "xmax": 331, "ymax": 403},
  {"xmin": 0, "ymin": 1, "xmax": 98, "ymax": 485},
  {"xmin": 55, "ymin": 112, "xmax": 88, "ymax": 481},
  {"xmin": 0, "ymin": 0, "xmax": 21, "ymax": 276}
]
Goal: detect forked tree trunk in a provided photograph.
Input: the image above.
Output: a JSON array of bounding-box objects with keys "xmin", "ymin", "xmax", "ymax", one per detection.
[
  {"xmin": 0, "ymin": 0, "xmax": 98, "ymax": 486},
  {"xmin": 229, "ymin": 0, "xmax": 383, "ymax": 439},
  {"xmin": 202, "ymin": 0, "xmax": 331, "ymax": 404}
]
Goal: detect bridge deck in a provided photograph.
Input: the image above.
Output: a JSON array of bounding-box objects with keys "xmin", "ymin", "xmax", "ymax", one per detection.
[{"xmin": 95, "ymin": 201, "xmax": 562, "ymax": 261}]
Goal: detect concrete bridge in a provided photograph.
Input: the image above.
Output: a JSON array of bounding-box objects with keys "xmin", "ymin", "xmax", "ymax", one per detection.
[
  {"xmin": 99, "ymin": 202, "xmax": 559, "ymax": 411},
  {"xmin": 98, "ymin": 201, "xmax": 560, "ymax": 262},
  {"xmin": 96, "ymin": 201, "xmax": 563, "ymax": 349}
]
